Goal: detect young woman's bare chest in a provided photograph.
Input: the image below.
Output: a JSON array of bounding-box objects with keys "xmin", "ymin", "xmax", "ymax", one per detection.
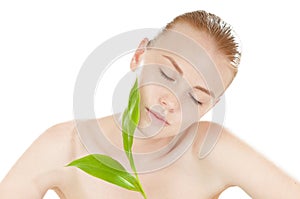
[
  {"xmin": 57, "ymin": 117, "xmax": 226, "ymax": 199},
  {"xmin": 60, "ymin": 148, "xmax": 224, "ymax": 199}
]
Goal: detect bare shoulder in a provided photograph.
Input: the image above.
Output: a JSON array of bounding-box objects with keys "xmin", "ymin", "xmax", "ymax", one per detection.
[
  {"xmin": 192, "ymin": 120, "xmax": 247, "ymax": 157},
  {"xmin": 192, "ymin": 121, "xmax": 300, "ymax": 198},
  {"xmin": 191, "ymin": 121, "xmax": 230, "ymax": 158},
  {"xmin": 33, "ymin": 119, "xmax": 81, "ymax": 164},
  {"xmin": 43, "ymin": 119, "xmax": 89, "ymax": 162},
  {"xmin": 192, "ymin": 120, "xmax": 261, "ymax": 183},
  {"xmin": 0, "ymin": 119, "xmax": 82, "ymax": 198}
]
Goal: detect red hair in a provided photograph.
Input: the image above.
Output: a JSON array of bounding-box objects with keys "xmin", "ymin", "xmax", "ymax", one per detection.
[{"xmin": 148, "ymin": 10, "xmax": 241, "ymax": 84}]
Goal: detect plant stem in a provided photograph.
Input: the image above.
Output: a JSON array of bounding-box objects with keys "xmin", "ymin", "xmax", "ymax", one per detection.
[{"xmin": 135, "ymin": 173, "xmax": 147, "ymax": 199}]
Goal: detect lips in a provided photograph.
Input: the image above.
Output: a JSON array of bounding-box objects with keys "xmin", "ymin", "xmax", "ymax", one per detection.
[{"xmin": 146, "ymin": 107, "xmax": 169, "ymax": 125}]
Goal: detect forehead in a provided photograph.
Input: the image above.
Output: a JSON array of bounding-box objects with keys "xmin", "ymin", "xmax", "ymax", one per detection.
[{"xmin": 145, "ymin": 28, "xmax": 229, "ymax": 98}]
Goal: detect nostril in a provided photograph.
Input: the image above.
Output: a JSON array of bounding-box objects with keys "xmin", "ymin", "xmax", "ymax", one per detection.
[
  {"xmin": 159, "ymin": 96, "xmax": 177, "ymax": 112},
  {"xmin": 160, "ymin": 99, "xmax": 167, "ymax": 105},
  {"xmin": 159, "ymin": 98, "xmax": 170, "ymax": 107}
]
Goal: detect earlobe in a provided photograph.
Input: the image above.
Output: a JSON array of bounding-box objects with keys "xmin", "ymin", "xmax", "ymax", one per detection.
[{"xmin": 130, "ymin": 38, "xmax": 149, "ymax": 71}]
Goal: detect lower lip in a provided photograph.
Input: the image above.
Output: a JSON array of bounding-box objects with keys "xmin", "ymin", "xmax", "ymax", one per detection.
[{"xmin": 146, "ymin": 108, "xmax": 169, "ymax": 126}]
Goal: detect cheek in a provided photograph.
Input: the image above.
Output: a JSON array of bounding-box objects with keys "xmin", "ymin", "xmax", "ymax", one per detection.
[
  {"xmin": 179, "ymin": 105, "xmax": 199, "ymax": 131},
  {"xmin": 139, "ymin": 85, "xmax": 158, "ymax": 101}
]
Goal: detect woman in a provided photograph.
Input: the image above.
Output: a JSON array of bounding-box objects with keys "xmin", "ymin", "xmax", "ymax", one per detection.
[{"xmin": 1, "ymin": 10, "xmax": 299, "ymax": 199}]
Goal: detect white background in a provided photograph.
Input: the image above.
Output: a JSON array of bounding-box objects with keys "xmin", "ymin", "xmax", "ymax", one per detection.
[{"xmin": 1, "ymin": 0, "xmax": 299, "ymax": 198}]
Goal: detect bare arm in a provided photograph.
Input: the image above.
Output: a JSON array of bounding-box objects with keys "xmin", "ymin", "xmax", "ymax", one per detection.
[
  {"xmin": 200, "ymin": 122, "xmax": 300, "ymax": 198},
  {"xmin": 0, "ymin": 121, "xmax": 75, "ymax": 198}
]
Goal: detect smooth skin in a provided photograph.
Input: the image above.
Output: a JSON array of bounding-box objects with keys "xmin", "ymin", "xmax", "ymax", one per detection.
[{"xmin": 1, "ymin": 22, "xmax": 300, "ymax": 199}]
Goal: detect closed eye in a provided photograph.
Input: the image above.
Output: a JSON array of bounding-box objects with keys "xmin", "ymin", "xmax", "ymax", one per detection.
[
  {"xmin": 189, "ymin": 93, "xmax": 203, "ymax": 106},
  {"xmin": 159, "ymin": 68, "xmax": 175, "ymax": 81},
  {"xmin": 160, "ymin": 68, "xmax": 203, "ymax": 106}
]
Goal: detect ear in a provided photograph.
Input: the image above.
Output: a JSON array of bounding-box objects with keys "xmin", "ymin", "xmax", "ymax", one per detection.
[{"xmin": 130, "ymin": 38, "xmax": 149, "ymax": 71}]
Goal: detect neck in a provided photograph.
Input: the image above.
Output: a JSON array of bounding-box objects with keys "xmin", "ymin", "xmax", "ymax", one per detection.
[
  {"xmin": 115, "ymin": 110, "xmax": 175, "ymax": 153},
  {"xmin": 99, "ymin": 110, "xmax": 198, "ymax": 173}
]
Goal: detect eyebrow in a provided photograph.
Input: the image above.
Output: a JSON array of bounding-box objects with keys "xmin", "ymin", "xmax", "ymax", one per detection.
[
  {"xmin": 161, "ymin": 54, "xmax": 215, "ymax": 98},
  {"xmin": 162, "ymin": 55, "xmax": 183, "ymax": 75}
]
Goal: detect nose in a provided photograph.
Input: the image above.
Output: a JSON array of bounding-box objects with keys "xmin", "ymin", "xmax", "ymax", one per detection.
[{"xmin": 159, "ymin": 93, "xmax": 178, "ymax": 113}]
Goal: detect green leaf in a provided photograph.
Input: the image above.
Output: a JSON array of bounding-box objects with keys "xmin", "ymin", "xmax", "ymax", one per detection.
[
  {"xmin": 67, "ymin": 77, "xmax": 147, "ymax": 199},
  {"xmin": 122, "ymin": 77, "xmax": 140, "ymax": 172},
  {"xmin": 66, "ymin": 154, "xmax": 143, "ymax": 192},
  {"xmin": 121, "ymin": 77, "xmax": 147, "ymax": 199}
]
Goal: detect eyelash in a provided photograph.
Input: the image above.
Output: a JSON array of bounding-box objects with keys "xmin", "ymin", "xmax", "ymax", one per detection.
[
  {"xmin": 189, "ymin": 93, "xmax": 203, "ymax": 106},
  {"xmin": 159, "ymin": 68, "xmax": 203, "ymax": 106},
  {"xmin": 159, "ymin": 68, "xmax": 175, "ymax": 81}
]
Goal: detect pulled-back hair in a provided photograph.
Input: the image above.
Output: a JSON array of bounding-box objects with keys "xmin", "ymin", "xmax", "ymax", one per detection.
[{"xmin": 148, "ymin": 10, "xmax": 241, "ymax": 77}]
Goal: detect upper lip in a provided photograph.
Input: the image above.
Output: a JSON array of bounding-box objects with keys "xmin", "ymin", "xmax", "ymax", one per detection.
[{"xmin": 146, "ymin": 107, "xmax": 169, "ymax": 125}]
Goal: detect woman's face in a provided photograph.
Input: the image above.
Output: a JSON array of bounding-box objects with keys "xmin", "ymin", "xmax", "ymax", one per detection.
[{"xmin": 133, "ymin": 23, "xmax": 234, "ymax": 138}]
